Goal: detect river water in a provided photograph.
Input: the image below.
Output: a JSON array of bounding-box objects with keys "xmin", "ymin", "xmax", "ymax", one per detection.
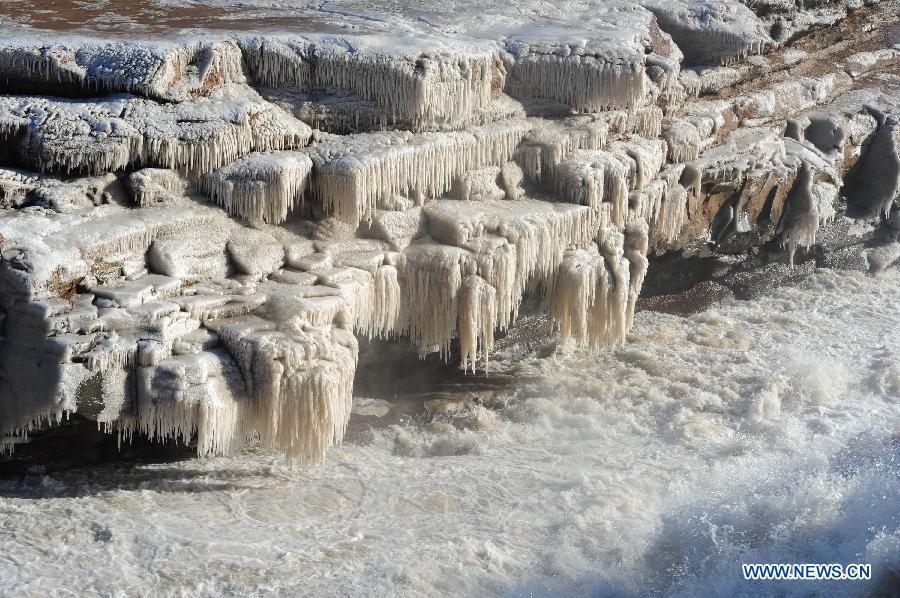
[{"xmin": 1, "ymin": 267, "xmax": 898, "ymax": 596}]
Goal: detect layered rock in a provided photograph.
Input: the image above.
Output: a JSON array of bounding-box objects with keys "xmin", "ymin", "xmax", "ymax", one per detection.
[{"xmin": 1, "ymin": 0, "xmax": 899, "ymax": 462}]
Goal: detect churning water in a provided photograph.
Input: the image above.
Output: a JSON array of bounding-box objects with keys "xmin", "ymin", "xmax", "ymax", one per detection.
[{"xmin": 1, "ymin": 267, "xmax": 898, "ymax": 596}]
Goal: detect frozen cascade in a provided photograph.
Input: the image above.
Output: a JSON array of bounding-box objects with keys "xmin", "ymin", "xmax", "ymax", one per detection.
[
  {"xmin": 623, "ymin": 219, "xmax": 650, "ymax": 327},
  {"xmin": 3, "ymin": 0, "xmax": 900, "ymax": 466},
  {"xmin": 654, "ymin": 181, "xmax": 689, "ymax": 246},
  {"xmin": 398, "ymin": 243, "xmax": 465, "ymax": 359},
  {"xmin": 366, "ymin": 264, "xmax": 402, "ymax": 339},
  {"xmin": 0, "ymin": 39, "xmax": 247, "ymax": 101},
  {"xmin": 206, "ymin": 316, "xmax": 359, "ymax": 463},
  {"xmin": 661, "ymin": 119, "xmax": 701, "ymax": 163},
  {"xmin": 628, "ymin": 169, "xmax": 688, "ymax": 247},
  {"xmin": 518, "ymin": 116, "xmax": 610, "ymax": 183},
  {"xmin": 421, "ymin": 198, "xmax": 599, "ymax": 345},
  {"xmin": 0, "ymin": 92, "xmax": 312, "ymax": 176},
  {"xmin": 129, "ymin": 348, "xmax": 247, "ymax": 458},
  {"xmin": 610, "ymin": 138, "xmax": 668, "ymax": 192}
]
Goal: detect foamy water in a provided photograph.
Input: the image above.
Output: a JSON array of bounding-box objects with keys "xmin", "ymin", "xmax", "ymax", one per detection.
[{"xmin": 1, "ymin": 267, "xmax": 898, "ymax": 596}]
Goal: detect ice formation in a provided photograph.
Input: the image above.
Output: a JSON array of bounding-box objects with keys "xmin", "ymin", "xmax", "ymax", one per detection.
[
  {"xmin": 241, "ymin": 36, "xmax": 501, "ymax": 132},
  {"xmin": 2, "ymin": 0, "xmax": 899, "ymax": 463},
  {"xmin": 306, "ymin": 121, "xmax": 530, "ymax": 225},
  {"xmin": 201, "ymin": 151, "xmax": 313, "ymax": 224}
]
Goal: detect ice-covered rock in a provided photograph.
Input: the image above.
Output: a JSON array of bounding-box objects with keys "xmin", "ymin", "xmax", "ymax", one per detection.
[
  {"xmin": 0, "ymin": 38, "xmax": 246, "ymax": 101},
  {"xmin": 2, "ymin": 0, "xmax": 898, "ymax": 464}
]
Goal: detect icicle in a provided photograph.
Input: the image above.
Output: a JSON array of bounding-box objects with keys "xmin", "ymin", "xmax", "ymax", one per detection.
[
  {"xmin": 398, "ymin": 244, "xmax": 464, "ymax": 359},
  {"xmin": 0, "ymin": 167, "xmax": 41, "ymax": 207},
  {"xmin": 85, "ymin": 335, "xmax": 140, "ymax": 372},
  {"xmin": 646, "ymin": 54, "xmax": 688, "ymax": 112},
  {"xmin": 196, "ymin": 394, "xmax": 242, "ymax": 458},
  {"xmin": 655, "ymin": 184, "xmax": 688, "ymax": 246},
  {"xmin": 451, "ymin": 166, "xmax": 505, "ymax": 202},
  {"xmin": 458, "ymin": 269, "xmax": 497, "ymax": 373},
  {"xmin": 626, "ymin": 106, "xmax": 664, "ymax": 139},
  {"xmin": 369, "ymin": 264, "xmax": 402, "ymax": 339},
  {"xmin": 240, "ymin": 37, "xmax": 314, "ymax": 88},
  {"xmin": 623, "ymin": 219, "xmax": 649, "ymax": 328},
  {"xmin": 320, "ymin": 269, "xmax": 377, "ymax": 334}
]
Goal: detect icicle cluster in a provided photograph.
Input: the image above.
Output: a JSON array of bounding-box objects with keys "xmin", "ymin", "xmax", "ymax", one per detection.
[
  {"xmin": 544, "ymin": 222, "xmax": 648, "ymax": 351},
  {"xmin": 553, "ymin": 150, "xmax": 630, "ymax": 227},
  {"xmin": 519, "ymin": 117, "xmax": 610, "ymax": 183},
  {"xmin": 505, "ymin": 50, "xmax": 646, "ymax": 113},
  {"xmin": 400, "ymin": 199, "xmax": 597, "ymax": 364},
  {"xmin": 308, "ymin": 121, "xmax": 531, "ymax": 225},
  {"xmin": 209, "ymin": 317, "xmax": 359, "ymax": 463},
  {"xmin": 458, "ymin": 272, "xmax": 497, "ymax": 373},
  {"xmin": 661, "ymin": 119, "xmax": 701, "ymax": 163},
  {"xmin": 118, "ymin": 315, "xmax": 360, "ymax": 463},
  {"xmin": 241, "ymin": 37, "xmax": 501, "ymax": 131},
  {"xmin": 609, "ymin": 138, "xmax": 668, "ymax": 192},
  {"xmin": 367, "ymin": 265, "xmax": 402, "ymax": 339},
  {"xmin": 629, "ymin": 172, "xmax": 688, "ymax": 247},
  {"xmin": 201, "ymin": 152, "xmax": 313, "ymax": 224}
]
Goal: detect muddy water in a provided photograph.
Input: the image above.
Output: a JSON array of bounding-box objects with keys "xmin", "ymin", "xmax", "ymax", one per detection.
[{"xmin": 1, "ymin": 0, "xmax": 333, "ymax": 34}]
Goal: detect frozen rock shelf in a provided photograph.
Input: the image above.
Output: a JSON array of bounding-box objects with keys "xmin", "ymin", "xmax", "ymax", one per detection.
[{"xmin": 2, "ymin": 0, "xmax": 899, "ymax": 462}]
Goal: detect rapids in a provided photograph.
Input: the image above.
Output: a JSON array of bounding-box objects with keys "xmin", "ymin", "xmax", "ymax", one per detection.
[{"xmin": 1, "ymin": 267, "xmax": 898, "ymax": 596}]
